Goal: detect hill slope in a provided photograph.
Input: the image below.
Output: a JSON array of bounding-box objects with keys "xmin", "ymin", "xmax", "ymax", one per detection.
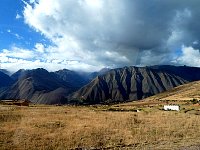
[
  {"xmin": 144, "ymin": 80, "xmax": 200, "ymax": 101},
  {"xmin": 70, "ymin": 66, "xmax": 189, "ymax": 104}
]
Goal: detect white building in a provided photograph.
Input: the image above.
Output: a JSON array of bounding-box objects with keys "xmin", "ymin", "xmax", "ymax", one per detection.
[{"xmin": 164, "ymin": 105, "xmax": 180, "ymax": 111}]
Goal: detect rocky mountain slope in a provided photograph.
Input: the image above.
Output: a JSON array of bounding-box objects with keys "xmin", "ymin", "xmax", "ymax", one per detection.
[
  {"xmin": 0, "ymin": 68, "xmax": 76, "ymax": 104},
  {"xmin": 0, "ymin": 65, "xmax": 200, "ymax": 105},
  {"xmin": 70, "ymin": 66, "xmax": 200, "ymax": 104},
  {"xmin": 144, "ymin": 80, "xmax": 200, "ymax": 101}
]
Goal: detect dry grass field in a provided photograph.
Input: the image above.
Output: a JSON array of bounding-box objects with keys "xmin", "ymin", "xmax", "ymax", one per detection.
[{"xmin": 0, "ymin": 102, "xmax": 200, "ymax": 150}]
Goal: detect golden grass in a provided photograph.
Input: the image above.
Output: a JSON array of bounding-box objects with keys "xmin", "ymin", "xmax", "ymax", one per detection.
[{"xmin": 0, "ymin": 104, "xmax": 200, "ymax": 150}]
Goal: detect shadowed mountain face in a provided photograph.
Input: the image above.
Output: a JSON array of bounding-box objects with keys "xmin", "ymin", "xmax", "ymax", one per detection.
[
  {"xmin": 0, "ymin": 68, "xmax": 76, "ymax": 104},
  {"xmin": 0, "ymin": 69, "xmax": 11, "ymax": 76},
  {"xmin": 11, "ymin": 69, "xmax": 27, "ymax": 81},
  {"xmin": 0, "ymin": 71, "xmax": 13, "ymax": 88},
  {"xmin": 150, "ymin": 65, "xmax": 200, "ymax": 81},
  {"xmin": 54, "ymin": 69, "xmax": 89, "ymax": 88},
  {"xmin": 70, "ymin": 66, "xmax": 200, "ymax": 104}
]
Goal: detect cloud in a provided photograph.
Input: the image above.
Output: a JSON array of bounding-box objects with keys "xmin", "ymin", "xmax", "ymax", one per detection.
[
  {"xmin": 172, "ymin": 45, "xmax": 200, "ymax": 67},
  {"xmin": 6, "ymin": 29, "xmax": 23, "ymax": 40},
  {"xmin": 0, "ymin": 57, "xmax": 101, "ymax": 73},
  {"xmin": 16, "ymin": 14, "xmax": 22, "ymax": 19},
  {"xmin": 14, "ymin": 33, "xmax": 23, "ymax": 40},
  {"xmin": 35, "ymin": 43, "xmax": 45, "ymax": 53},
  {"xmin": 8, "ymin": 0, "xmax": 200, "ymax": 71},
  {"xmin": 0, "ymin": 47, "xmax": 35, "ymax": 59},
  {"xmin": 0, "ymin": 44, "xmax": 104, "ymax": 72}
]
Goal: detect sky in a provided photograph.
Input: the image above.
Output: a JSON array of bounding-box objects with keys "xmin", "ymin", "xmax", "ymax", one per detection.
[{"xmin": 0, "ymin": 0, "xmax": 200, "ymax": 72}]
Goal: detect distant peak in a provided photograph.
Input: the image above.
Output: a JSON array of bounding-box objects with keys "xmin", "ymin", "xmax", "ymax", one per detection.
[{"xmin": 99, "ymin": 67, "xmax": 111, "ymax": 72}]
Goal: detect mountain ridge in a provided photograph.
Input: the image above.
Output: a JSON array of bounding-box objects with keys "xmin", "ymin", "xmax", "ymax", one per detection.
[
  {"xmin": 0, "ymin": 68, "xmax": 75, "ymax": 104},
  {"xmin": 70, "ymin": 65, "xmax": 200, "ymax": 104},
  {"xmin": 0, "ymin": 65, "xmax": 200, "ymax": 104}
]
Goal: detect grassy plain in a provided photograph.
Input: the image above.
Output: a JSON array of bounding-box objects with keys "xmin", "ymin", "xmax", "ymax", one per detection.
[{"xmin": 0, "ymin": 101, "xmax": 200, "ymax": 150}]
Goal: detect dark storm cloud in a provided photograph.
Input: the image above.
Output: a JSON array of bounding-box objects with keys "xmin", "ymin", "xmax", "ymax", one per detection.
[{"xmin": 23, "ymin": 0, "xmax": 200, "ymax": 69}]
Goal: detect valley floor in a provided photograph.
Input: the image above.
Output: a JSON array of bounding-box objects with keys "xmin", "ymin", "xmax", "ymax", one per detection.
[{"xmin": 0, "ymin": 102, "xmax": 200, "ymax": 150}]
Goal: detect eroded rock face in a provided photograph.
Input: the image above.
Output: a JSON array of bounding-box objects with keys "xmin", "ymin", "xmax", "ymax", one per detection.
[
  {"xmin": 0, "ymin": 68, "xmax": 100, "ymax": 104},
  {"xmin": 0, "ymin": 68, "xmax": 75, "ymax": 104},
  {"xmin": 1, "ymin": 65, "xmax": 200, "ymax": 105},
  {"xmin": 71, "ymin": 66, "xmax": 189, "ymax": 104}
]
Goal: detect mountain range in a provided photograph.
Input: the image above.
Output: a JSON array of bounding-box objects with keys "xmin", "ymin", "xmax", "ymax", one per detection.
[
  {"xmin": 0, "ymin": 68, "xmax": 109, "ymax": 104},
  {"xmin": 70, "ymin": 65, "xmax": 200, "ymax": 104},
  {"xmin": 0, "ymin": 65, "xmax": 200, "ymax": 104}
]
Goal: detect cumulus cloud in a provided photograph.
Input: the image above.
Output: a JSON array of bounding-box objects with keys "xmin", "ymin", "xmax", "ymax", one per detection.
[
  {"xmin": 34, "ymin": 43, "xmax": 45, "ymax": 53},
  {"xmin": 3, "ymin": 0, "xmax": 200, "ymax": 71},
  {"xmin": 172, "ymin": 45, "xmax": 200, "ymax": 67},
  {"xmin": 1, "ymin": 57, "xmax": 100, "ymax": 73},
  {"xmin": 0, "ymin": 44, "xmax": 104, "ymax": 72},
  {"xmin": 0, "ymin": 47, "xmax": 35, "ymax": 59}
]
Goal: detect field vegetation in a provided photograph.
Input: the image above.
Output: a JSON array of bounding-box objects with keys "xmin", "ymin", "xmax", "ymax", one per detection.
[{"xmin": 0, "ymin": 100, "xmax": 200, "ymax": 150}]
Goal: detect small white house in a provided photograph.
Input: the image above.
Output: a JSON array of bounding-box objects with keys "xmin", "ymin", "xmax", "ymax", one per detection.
[{"xmin": 164, "ymin": 105, "xmax": 180, "ymax": 111}]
